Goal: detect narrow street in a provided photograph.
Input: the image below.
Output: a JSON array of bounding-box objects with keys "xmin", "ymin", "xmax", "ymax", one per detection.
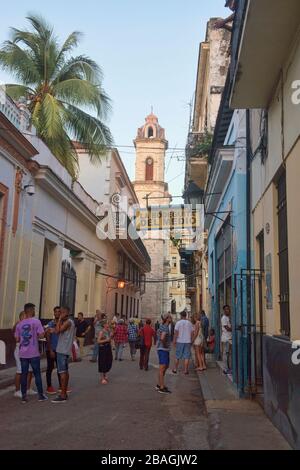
[
  {"xmin": 0, "ymin": 349, "xmax": 209, "ymax": 451},
  {"xmin": 0, "ymin": 348, "xmax": 290, "ymax": 451}
]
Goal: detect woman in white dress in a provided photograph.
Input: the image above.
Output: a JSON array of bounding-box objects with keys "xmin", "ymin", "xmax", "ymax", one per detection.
[{"xmin": 192, "ymin": 313, "xmax": 206, "ymax": 371}]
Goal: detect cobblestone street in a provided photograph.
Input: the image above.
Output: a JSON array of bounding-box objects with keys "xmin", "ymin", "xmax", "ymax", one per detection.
[{"xmin": 0, "ymin": 348, "xmax": 290, "ymax": 451}]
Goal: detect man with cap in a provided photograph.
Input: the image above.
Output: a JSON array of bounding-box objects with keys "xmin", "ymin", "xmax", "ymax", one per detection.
[
  {"xmin": 127, "ymin": 318, "xmax": 139, "ymax": 361},
  {"xmin": 156, "ymin": 313, "xmax": 172, "ymax": 394}
]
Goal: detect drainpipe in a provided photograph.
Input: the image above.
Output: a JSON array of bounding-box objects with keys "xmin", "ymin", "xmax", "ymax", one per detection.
[{"xmin": 246, "ymin": 109, "xmax": 252, "ymax": 394}]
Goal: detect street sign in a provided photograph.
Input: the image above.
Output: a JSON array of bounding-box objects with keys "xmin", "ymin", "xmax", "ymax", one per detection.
[{"xmin": 134, "ymin": 205, "xmax": 200, "ymax": 231}]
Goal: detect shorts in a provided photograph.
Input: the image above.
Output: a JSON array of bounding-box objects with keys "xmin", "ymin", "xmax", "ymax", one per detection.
[
  {"xmin": 176, "ymin": 343, "xmax": 191, "ymax": 360},
  {"xmin": 14, "ymin": 346, "xmax": 32, "ymax": 374},
  {"xmin": 56, "ymin": 353, "xmax": 70, "ymax": 374},
  {"xmin": 158, "ymin": 350, "xmax": 170, "ymax": 366}
]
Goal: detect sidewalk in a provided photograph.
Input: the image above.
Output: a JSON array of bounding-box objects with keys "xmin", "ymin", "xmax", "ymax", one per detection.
[{"xmin": 196, "ymin": 359, "xmax": 291, "ymax": 450}]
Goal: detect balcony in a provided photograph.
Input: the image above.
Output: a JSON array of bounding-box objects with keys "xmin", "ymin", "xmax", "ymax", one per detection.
[{"xmin": 186, "ymin": 132, "xmax": 210, "ymax": 188}]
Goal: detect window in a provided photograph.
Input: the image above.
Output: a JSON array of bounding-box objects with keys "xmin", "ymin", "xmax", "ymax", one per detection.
[
  {"xmin": 121, "ymin": 294, "xmax": 124, "ymax": 317},
  {"xmin": 115, "ymin": 293, "xmax": 119, "ymax": 315},
  {"xmin": 172, "ymin": 257, "xmax": 177, "ymax": 269},
  {"xmin": 277, "ymin": 171, "xmax": 290, "ymax": 337},
  {"xmin": 137, "ymin": 299, "xmax": 140, "ymax": 318},
  {"xmin": 134, "ymin": 298, "xmax": 136, "ymax": 318},
  {"xmin": 130, "ymin": 297, "xmax": 133, "ymax": 316},
  {"xmin": 210, "ymin": 252, "xmax": 214, "ymax": 284},
  {"xmin": 126, "ymin": 296, "xmax": 129, "ymax": 319},
  {"xmin": 145, "ymin": 157, "xmax": 154, "ymax": 181},
  {"xmin": 147, "ymin": 126, "xmax": 154, "ymax": 138}
]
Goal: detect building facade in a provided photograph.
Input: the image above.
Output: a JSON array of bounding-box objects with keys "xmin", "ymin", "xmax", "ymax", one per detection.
[
  {"xmin": 133, "ymin": 113, "xmax": 172, "ymax": 321},
  {"xmin": 228, "ymin": 0, "xmax": 300, "ymax": 449},
  {"xmin": 0, "ymin": 96, "xmax": 150, "ymax": 364},
  {"xmin": 181, "ymin": 18, "xmax": 231, "ymax": 318}
]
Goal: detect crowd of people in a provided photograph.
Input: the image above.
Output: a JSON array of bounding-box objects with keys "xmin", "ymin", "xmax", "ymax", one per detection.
[{"xmin": 12, "ymin": 302, "xmax": 232, "ymax": 402}]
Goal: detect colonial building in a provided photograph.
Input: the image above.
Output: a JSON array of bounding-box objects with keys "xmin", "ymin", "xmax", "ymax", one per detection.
[
  {"xmin": 229, "ymin": 0, "xmax": 300, "ymax": 449},
  {"xmin": 133, "ymin": 113, "xmax": 172, "ymax": 320},
  {"xmin": 181, "ymin": 18, "xmax": 231, "ymax": 317},
  {"xmin": 0, "ymin": 95, "xmax": 150, "ymax": 363}
]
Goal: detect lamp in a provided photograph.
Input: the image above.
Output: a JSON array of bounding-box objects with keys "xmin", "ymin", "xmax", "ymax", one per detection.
[
  {"xmin": 117, "ymin": 280, "xmax": 126, "ymax": 289},
  {"xmin": 183, "ymin": 181, "xmax": 204, "ymax": 208}
]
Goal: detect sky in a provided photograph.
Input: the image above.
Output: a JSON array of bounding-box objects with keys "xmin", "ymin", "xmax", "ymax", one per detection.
[{"xmin": 0, "ymin": 0, "xmax": 228, "ymax": 197}]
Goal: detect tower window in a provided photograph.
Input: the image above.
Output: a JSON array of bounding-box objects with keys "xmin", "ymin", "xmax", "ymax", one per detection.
[
  {"xmin": 147, "ymin": 126, "xmax": 154, "ymax": 138},
  {"xmin": 145, "ymin": 157, "xmax": 154, "ymax": 181}
]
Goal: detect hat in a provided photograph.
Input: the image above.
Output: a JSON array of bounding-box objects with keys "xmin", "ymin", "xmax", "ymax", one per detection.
[
  {"xmin": 129, "ymin": 318, "xmax": 135, "ymax": 323},
  {"xmin": 118, "ymin": 318, "xmax": 125, "ymax": 324}
]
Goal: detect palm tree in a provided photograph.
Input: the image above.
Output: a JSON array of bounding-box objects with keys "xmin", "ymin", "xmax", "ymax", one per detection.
[{"xmin": 0, "ymin": 14, "xmax": 113, "ymax": 178}]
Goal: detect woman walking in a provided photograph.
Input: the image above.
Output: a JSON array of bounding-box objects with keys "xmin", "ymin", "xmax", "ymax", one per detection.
[
  {"xmin": 98, "ymin": 321, "xmax": 113, "ymax": 385},
  {"xmin": 193, "ymin": 313, "xmax": 206, "ymax": 371}
]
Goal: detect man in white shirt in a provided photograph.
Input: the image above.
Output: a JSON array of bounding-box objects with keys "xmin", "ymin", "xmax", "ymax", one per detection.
[
  {"xmin": 221, "ymin": 305, "xmax": 232, "ymax": 373},
  {"xmin": 172, "ymin": 311, "xmax": 194, "ymax": 375}
]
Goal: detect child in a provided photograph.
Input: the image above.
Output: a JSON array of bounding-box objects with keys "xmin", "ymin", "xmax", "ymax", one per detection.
[{"xmin": 206, "ymin": 328, "xmax": 216, "ymax": 354}]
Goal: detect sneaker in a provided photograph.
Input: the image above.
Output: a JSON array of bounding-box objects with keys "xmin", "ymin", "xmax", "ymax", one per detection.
[
  {"xmin": 51, "ymin": 396, "xmax": 67, "ymax": 404},
  {"xmin": 155, "ymin": 384, "xmax": 160, "ymax": 391},
  {"xmin": 172, "ymin": 369, "xmax": 177, "ymax": 374},
  {"xmin": 27, "ymin": 389, "xmax": 38, "ymax": 396},
  {"xmin": 46, "ymin": 386, "xmax": 57, "ymax": 395},
  {"xmin": 14, "ymin": 390, "xmax": 22, "ymax": 398},
  {"xmin": 21, "ymin": 396, "xmax": 28, "ymax": 403},
  {"xmin": 158, "ymin": 387, "xmax": 172, "ymax": 395},
  {"xmin": 38, "ymin": 394, "xmax": 48, "ymax": 402}
]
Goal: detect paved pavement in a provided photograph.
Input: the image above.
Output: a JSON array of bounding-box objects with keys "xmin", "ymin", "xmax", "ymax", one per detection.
[
  {"xmin": 0, "ymin": 347, "xmax": 209, "ymax": 451},
  {"xmin": 0, "ymin": 346, "xmax": 291, "ymax": 450}
]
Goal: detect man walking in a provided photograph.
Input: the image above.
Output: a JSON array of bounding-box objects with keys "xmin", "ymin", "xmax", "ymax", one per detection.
[
  {"xmin": 221, "ymin": 305, "xmax": 232, "ymax": 374},
  {"xmin": 52, "ymin": 306, "xmax": 75, "ymax": 403},
  {"xmin": 45, "ymin": 306, "xmax": 61, "ymax": 394},
  {"xmin": 172, "ymin": 311, "xmax": 194, "ymax": 375},
  {"xmin": 139, "ymin": 319, "xmax": 156, "ymax": 371},
  {"xmin": 114, "ymin": 319, "xmax": 128, "ymax": 361},
  {"xmin": 156, "ymin": 313, "xmax": 172, "ymax": 394},
  {"xmin": 128, "ymin": 318, "xmax": 139, "ymax": 361},
  {"xmin": 201, "ymin": 310, "xmax": 209, "ymax": 341},
  {"xmin": 15, "ymin": 303, "xmax": 48, "ymax": 403},
  {"xmin": 75, "ymin": 312, "xmax": 90, "ymax": 358}
]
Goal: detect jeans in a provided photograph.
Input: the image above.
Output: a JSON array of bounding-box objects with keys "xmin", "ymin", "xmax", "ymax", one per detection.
[
  {"xmin": 115, "ymin": 343, "xmax": 125, "ymax": 360},
  {"xmin": 129, "ymin": 341, "xmax": 137, "ymax": 358},
  {"xmin": 92, "ymin": 341, "xmax": 99, "ymax": 361},
  {"xmin": 20, "ymin": 357, "xmax": 43, "ymax": 397},
  {"xmin": 139, "ymin": 346, "xmax": 151, "ymax": 370},
  {"xmin": 46, "ymin": 351, "xmax": 61, "ymax": 388}
]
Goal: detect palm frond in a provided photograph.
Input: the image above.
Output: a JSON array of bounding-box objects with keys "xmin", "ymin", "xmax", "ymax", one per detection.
[
  {"xmin": 56, "ymin": 31, "xmax": 83, "ymax": 66},
  {"xmin": 0, "ymin": 41, "xmax": 39, "ymax": 84},
  {"xmin": 63, "ymin": 103, "xmax": 113, "ymax": 164},
  {"xmin": 54, "ymin": 79, "xmax": 111, "ymax": 118},
  {"xmin": 26, "ymin": 14, "xmax": 53, "ymax": 43},
  {"xmin": 5, "ymin": 83, "xmax": 34, "ymax": 100},
  {"xmin": 39, "ymin": 93, "xmax": 63, "ymax": 139},
  {"xmin": 53, "ymin": 55, "xmax": 103, "ymax": 85}
]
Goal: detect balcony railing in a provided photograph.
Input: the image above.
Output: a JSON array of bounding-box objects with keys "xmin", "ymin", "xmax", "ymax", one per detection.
[{"xmin": 186, "ymin": 131, "xmax": 212, "ymax": 160}]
